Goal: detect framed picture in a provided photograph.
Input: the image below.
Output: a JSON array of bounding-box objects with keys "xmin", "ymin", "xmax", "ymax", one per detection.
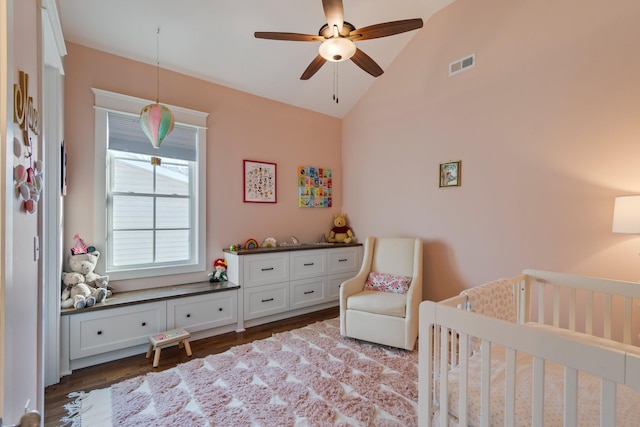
[
  {"xmin": 439, "ymin": 161, "xmax": 461, "ymax": 187},
  {"xmin": 244, "ymin": 159, "xmax": 277, "ymax": 203}
]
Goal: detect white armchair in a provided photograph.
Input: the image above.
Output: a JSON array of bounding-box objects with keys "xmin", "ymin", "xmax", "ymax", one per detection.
[{"xmin": 340, "ymin": 236, "xmax": 423, "ymax": 350}]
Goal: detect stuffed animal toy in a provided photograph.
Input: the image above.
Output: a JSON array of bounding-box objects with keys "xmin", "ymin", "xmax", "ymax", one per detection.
[
  {"xmin": 68, "ymin": 251, "xmax": 113, "ymax": 298},
  {"xmin": 328, "ymin": 213, "xmax": 354, "ymax": 244},
  {"xmin": 209, "ymin": 258, "xmax": 228, "ymax": 282},
  {"xmin": 61, "ymin": 272, "xmax": 105, "ymax": 309}
]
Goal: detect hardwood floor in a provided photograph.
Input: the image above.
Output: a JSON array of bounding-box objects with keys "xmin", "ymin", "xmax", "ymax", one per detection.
[{"xmin": 44, "ymin": 307, "xmax": 339, "ymax": 426}]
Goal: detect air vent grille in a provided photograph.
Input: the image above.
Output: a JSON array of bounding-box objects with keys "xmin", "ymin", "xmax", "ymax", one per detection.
[{"xmin": 449, "ymin": 53, "xmax": 476, "ymax": 76}]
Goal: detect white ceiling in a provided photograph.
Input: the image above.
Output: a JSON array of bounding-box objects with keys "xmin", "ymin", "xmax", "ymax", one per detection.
[{"xmin": 58, "ymin": 0, "xmax": 453, "ymax": 118}]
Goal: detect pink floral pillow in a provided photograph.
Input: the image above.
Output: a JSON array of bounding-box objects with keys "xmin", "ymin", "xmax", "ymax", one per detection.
[{"xmin": 364, "ymin": 272, "xmax": 412, "ymax": 294}]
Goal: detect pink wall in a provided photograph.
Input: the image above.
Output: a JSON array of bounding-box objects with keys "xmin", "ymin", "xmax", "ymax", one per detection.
[
  {"xmin": 343, "ymin": 0, "xmax": 640, "ymax": 301},
  {"xmin": 64, "ymin": 43, "xmax": 343, "ymax": 291}
]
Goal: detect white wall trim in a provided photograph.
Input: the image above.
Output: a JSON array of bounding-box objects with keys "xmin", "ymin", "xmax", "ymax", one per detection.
[{"xmin": 91, "ymin": 88, "xmax": 209, "ymax": 127}]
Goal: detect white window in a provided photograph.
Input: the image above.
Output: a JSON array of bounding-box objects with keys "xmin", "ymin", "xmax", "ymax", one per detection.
[{"xmin": 93, "ymin": 89, "xmax": 208, "ymax": 280}]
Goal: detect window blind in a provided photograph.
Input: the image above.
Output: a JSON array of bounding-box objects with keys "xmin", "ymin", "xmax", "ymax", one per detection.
[{"xmin": 108, "ymin": 111, "xmax": 197, "ymax": 161}]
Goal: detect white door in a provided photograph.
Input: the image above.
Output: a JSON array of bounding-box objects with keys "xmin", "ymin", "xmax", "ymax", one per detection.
[{"xmin": 1, "ymin": 0, "xmax": 64, "ymax": 423}]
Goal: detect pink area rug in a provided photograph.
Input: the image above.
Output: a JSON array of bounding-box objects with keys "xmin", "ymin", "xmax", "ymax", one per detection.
[{"xmin": 63, "ymin": 318, "xmax": 418, "ymax": 426}]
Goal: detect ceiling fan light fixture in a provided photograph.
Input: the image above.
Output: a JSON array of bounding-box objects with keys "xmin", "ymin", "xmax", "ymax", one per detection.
[{"xmin": 319, "ymin": 37, "xmax": 356, "ymax": 62}]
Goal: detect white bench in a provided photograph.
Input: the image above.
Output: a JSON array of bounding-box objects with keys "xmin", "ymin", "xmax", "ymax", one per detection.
[{"xmin": 146, "ymin": 328, "xmax": 192, "ymax": 367}]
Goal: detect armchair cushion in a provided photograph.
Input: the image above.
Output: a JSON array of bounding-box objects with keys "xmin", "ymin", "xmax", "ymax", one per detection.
[
  {"xmin": 364, "ymin": 272, "xmax": 412, "ymax": 294},
  {"xmin": 346, "ymin": 290, "xmax": 407, "ymax": 318}
]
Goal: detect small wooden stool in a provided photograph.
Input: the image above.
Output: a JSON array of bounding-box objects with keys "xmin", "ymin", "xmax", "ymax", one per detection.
[{"xmin": 146, "ymin": 328, "xmax": 192, "ymax": 368}]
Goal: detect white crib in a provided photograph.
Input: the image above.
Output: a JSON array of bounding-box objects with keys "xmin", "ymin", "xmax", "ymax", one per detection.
[{"xmin": 418, "ymin": 270, "xmax": 640, "ymax": 426}]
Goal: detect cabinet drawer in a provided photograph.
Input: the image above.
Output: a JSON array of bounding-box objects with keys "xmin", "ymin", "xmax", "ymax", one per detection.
[
  {"xmin": 167, "ymin": 291, "xmax": 238, "ymax": 333},
  {"xmin": 243, "ymin": 253, "xmax": 289, "ymax": 287},
  {"xmin": 327, "ymin": 247, "xmax": 361, "ymax": 275},
  {"xmin": 327, "ymin": 273, "xmax": 358, "ymax": 301},
  {"xmin": 290, "ymin": 250, "xmax": 326, "ymax": 280},
  {"xmin": 244, "ymin": 282, "xmax": 289, "ymax": 320},
  {"xmin": 291, "ymin": 278, "xmax": 326, "ymax": 310},
  {"xmin": 70, "ymin": 301, "xmax": 166, "ymax": 359}
]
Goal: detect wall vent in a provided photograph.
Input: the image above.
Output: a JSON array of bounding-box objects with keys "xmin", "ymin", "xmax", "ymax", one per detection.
[{"xmin": 449, "ymin": 53, "xmax": 476, "ymax": 76}]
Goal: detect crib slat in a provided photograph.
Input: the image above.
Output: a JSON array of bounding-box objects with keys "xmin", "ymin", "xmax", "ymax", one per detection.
[
  {"xmin": 564, "ymin": 367, "xmax": 578, "ymax": 427},
  {"xmin": 439, "ymin": 326, "xmax": 449, "ymax": 427},
  {"xmin": 532, "ymin": 356, "xmax": 545, "ymax": 426},
  {"xmin": 601, "ymin": 379, "xmax": 616, "ymax": 426},
  {"xmin": 504, "ymin": 348, "xmax": 516, "ymax": 427},
  {"xmin": 459, "ymin": 332, "xmax": 469, "ymax": 427},
  {"xmin": 480, "ymin": 340, "xmax": 491, "ymax": 427}
]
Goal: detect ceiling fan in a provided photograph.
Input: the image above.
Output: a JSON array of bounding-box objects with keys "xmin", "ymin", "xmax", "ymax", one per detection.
[{"xmin": 254, "ymin": 0, "xmax": 424, "ymax": 80}]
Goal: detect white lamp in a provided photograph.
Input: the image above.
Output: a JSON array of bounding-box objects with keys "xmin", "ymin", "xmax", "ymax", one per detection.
[
  {"xmin": 612, "ymin": 195, "xmax": 640, "ymax": 234},
  {"xmin": 319, "ymin": 37, "xmax": 356, "ymax": 62}
]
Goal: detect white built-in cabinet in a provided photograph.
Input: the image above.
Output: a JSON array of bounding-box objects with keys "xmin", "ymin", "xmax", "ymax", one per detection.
[
  {"xmin": 225, "ymin": 244, "xmax": 362, "ymax": 330},
  {"xmin": 59, "ymin": 244, "xmax": 362, "ymax": 375},
  {"xmin": 60, "ymin": 284, "xmax": 239, "ymax": 374}
]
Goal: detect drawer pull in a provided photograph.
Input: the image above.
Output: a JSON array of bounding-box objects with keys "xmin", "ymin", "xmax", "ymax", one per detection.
[
  {"xmin": 97, "ymin": 330, "xmax": 103, "ymax": 335},
  {"xmin": 338, "ymin": 258, "xmax": 348, "ymax": 262},
  {"xmin": 304, "ymin": 290, "xmax": 315, "ymax": 295},
  {"xmin": 303, "ymin": 262, "xmax": 314, "ymax": 266},
  {"xmin": 141, "ymin": 322, "xmax": 147, "ymax": 327},
  {"xmin": 218, "ymin": 307, "xmax": 223, "ymax": 312},
  {"xmin": 186, "ymin": 314, "xmax": 191, "ymax": 318},
  {"xmin": 261, "ymin": 267, "xmax": 274, "ymax": 271},
  {"xmin": 261, "ymin": 298, "xmax": 274, "ymax": 303}
]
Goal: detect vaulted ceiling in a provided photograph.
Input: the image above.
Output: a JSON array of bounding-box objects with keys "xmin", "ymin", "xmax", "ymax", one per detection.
[{"xmin": 59, "ymin": 0, "xmax": 453, "ymax": 118}]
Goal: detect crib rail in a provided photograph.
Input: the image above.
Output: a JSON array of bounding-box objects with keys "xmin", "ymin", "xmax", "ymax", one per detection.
[
  {"xmin": 418, "ymin": 300, "xmax": 640, "ymax": 427},
  {"xmin": 521, "ymin": 270, "xmax": 640, "ymax": 345}
]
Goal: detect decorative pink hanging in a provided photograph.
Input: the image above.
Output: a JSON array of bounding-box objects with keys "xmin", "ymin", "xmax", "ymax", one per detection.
[{"xmin": 139, "ymin": 103, "xmax": 174, "ymax": 149}]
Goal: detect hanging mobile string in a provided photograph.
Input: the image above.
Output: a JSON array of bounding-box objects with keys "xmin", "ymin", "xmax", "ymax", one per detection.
[
  {"xmin": 333, "ymin": 62, "xmax": 340, "ymax": 104},
  {"xmin": 155, "ymin": 27, "xmax": 160, "ymax": 103}
]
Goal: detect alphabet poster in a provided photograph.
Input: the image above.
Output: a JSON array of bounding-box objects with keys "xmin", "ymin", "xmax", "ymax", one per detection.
[{"xmin": 298, "ymin": 166, "xmax": 332, "ymax": 208}]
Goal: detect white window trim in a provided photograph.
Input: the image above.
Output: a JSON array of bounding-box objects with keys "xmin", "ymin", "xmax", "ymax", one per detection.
[{"xmin": 93, "ymin": 88, "xmax": 208, "ymax": 280}]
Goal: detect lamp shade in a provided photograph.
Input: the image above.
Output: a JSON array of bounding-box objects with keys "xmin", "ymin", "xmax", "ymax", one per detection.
[
  {"xmin": 612, "ymin": 195, "xmax": 640, "ymax": 234},
  {"xmin": 139, "ymin": 103, "xmax": 175, "ymax": 149},
  {"xmin": 319, "ymin": 38, "xmax": 356, "ymax": 62}
]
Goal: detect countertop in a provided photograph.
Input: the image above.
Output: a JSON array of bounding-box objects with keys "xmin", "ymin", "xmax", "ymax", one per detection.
[
  {"xmin": 60, "ymin": 280, "xmax": 240, "ymax": 316},
  {"xmin": 223, "ymin": 242, "xmax": 362, "ymax": 256}
]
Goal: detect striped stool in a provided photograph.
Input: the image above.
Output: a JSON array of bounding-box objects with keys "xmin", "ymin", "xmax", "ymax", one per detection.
[{"xmin": 146, "ymin": 328, "xmax": 192, "ymax": 368}]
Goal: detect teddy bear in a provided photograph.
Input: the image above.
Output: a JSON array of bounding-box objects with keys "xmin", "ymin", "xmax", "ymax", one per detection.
[
  {"xmin": 68, "ymin": 251, "xmax": 113, "ymax": 298},
  {"xmin": 328, "ymin": 213, "xmax": 354, "ymax": 244},
  {"xmin": 61, "ymin": 272, "xmax": 106, "ymax": 309}
]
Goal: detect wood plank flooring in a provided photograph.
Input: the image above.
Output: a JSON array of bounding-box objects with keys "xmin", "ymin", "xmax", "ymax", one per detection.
[{"xmin": 44, "ymin": 307, "xmax": 339, "ymax": 426}]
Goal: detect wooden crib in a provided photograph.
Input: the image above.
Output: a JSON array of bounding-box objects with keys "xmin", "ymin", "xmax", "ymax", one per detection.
[{"xmin": 418, "ymin": 270, "xmax": 640, "ymax": 426}]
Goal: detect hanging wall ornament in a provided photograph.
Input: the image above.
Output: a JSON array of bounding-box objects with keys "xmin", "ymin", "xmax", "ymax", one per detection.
[{"xmin": 140, "ymin": 103, "xmax": 174, "ymax": 149}]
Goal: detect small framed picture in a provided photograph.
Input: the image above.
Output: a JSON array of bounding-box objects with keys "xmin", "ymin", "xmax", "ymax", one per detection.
[
  {"xmin": 244, "ymin": 160, "xmax": 277, "ymax": 203},
  {"xmin": 439, "ymin": 161, "xmax": 461, "ymax": 187}
]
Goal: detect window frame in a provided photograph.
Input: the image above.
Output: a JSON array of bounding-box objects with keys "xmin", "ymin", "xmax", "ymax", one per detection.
[{"xmin": 93, "ymin": 88, "xmax": 208, "ymax": 280}]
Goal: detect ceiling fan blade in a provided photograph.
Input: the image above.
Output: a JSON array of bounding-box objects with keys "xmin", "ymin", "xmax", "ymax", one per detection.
[
  {"xmin": 351, "ymin": 48, "xmax": 384, "ymax": 78},
  {"xmin": 300, "ymin": 55, "xmax": 327, "ymax": 80},
  {"xmin": 322, "ymin": 0, "xmax": 345, "ymax": 33},
  {"xmin": 349, "ymin": 18, "xmax": 424, "ymax": 41},
  {"xmin": 254, "ymin": 32, "xmax": 323, "ymax": 42}
]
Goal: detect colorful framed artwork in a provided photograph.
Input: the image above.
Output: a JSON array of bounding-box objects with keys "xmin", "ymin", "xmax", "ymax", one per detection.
[
  {"xmin": 244, "ymin": 160, "xmax": 277, "ymax": 203},
  {"xmin": 298, "ymin": 166, "xmax": 332, "ymax": 208},
  {"xmin": 439, "ymin": 161, "xmax": 461, "ymax": 187}
]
